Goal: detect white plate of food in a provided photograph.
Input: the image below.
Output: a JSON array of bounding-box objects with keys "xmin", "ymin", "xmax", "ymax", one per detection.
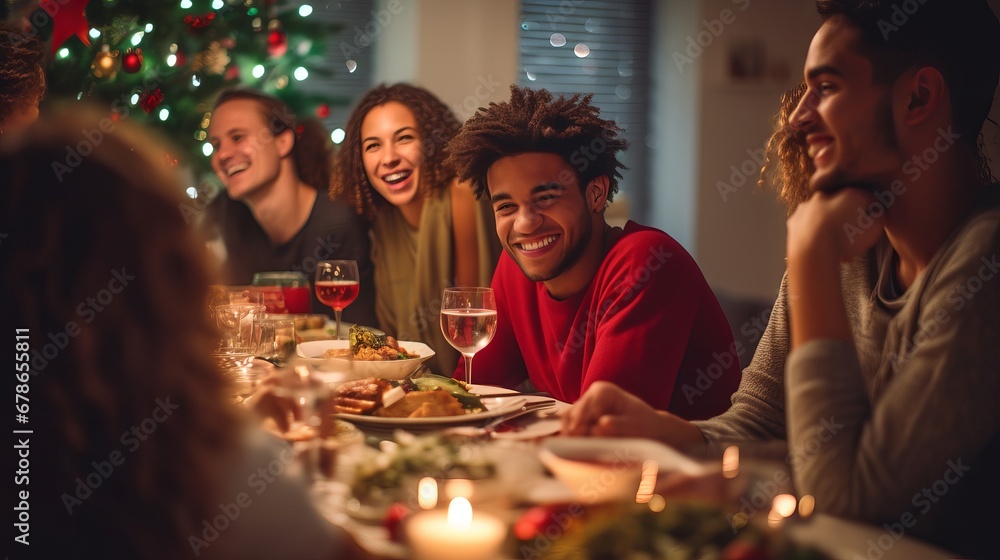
[
  {"xmin": 335, "ymin": 397, "xmax": 526, "ymax": 427},
  {"xmin": 297, "ymin": 338, "xmax": 434, "ymax": 379},
  {"xmin": 333, "ymin": 382, "xmax": 550, "ymax": 427}
]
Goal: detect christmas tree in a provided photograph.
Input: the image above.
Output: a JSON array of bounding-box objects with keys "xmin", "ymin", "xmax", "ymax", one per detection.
[{"xmin": 10, "ymin": 0, "xmax": 342, "ymax": 182}]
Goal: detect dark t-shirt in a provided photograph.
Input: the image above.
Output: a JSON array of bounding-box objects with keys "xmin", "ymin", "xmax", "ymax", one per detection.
[{"xmin": 202, "ymin": 192, "xmax": 378, "ymax": 328}]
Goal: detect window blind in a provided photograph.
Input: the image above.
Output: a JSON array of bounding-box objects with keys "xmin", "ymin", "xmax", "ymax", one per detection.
[{"xmin": 518, "ymin": 0, "xmax": 653, "ymax": 211}]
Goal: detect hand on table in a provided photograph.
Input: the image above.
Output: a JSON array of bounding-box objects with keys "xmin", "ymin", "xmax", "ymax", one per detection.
[
  {"xmin": 560, "ymin": 381, "xmax": 705, "ymax": 452},
  {"xmin": 244, "ymin": 376, "xmax": 305, "ymax": 434}
]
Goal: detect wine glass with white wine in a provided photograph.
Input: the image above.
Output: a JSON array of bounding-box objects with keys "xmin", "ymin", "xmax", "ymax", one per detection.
[{"xmin": 440, "ymin": 287, "xmax": 497, "ymax": 385}]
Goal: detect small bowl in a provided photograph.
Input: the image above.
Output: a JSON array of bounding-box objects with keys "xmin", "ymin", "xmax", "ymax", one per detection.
[
  {"xmin": 538, "ymin": 437, "xmax": 708, "ymax": 504},
  {"xmin": 296, "ymin": 339, "xmax": 435, "ymax": 380}
]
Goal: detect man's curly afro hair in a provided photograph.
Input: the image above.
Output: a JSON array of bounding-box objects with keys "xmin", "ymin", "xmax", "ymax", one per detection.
[{"xmin": 445, "ymin": 85, "xmax": 628, "ymax": 203}]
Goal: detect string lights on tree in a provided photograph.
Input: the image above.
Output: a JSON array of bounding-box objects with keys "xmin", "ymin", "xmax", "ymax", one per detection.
[{"xmin": 15, "ymin": 0, "xmax": 336, "ymax": 178}]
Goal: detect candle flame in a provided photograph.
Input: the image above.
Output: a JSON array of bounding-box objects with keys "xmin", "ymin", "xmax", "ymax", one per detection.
[
  {"xmin": 447, "ymin": 497, "xmax": 472, "ymax": 530},
  {"xmin": 722, "ymin": 446, "xmax": 739, "ymax": 479},
  {"xmin": 635, "ymin": 460, "xmax": 658, "ymax": 503},
  {"xmin": 772, "ymin": 493, "xmax": 797, "ymax": 518},
  {"xmin": 418, "ymin": 477, "xmax": 438, "ymax": 510},
  {"xmin": 767, "ymin": 508, "xmax": 784, "ymax": 527},
  {"xmin": 798, "ymin": 494, "xmax": 816, "ymax": 518}
]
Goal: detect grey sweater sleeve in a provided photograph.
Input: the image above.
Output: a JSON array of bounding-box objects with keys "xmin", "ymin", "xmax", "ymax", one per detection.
[
  {"xmin": 785, "ymin": 214, "xmax": 1000, "ymax": 529},
  {"xmin": 693, "ymin": 274, "xmax": 791, "ymax": 455}
]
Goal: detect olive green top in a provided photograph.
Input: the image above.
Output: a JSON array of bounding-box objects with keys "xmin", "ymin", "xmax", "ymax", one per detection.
[{"xmin": 370, "ymin": 187, "xmax": 500, "ymax": 375}]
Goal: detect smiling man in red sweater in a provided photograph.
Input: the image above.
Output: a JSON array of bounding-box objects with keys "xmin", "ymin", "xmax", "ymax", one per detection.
[{"xmin": 445, "ymin": 86, "xmax": 740, "ymax": 418}]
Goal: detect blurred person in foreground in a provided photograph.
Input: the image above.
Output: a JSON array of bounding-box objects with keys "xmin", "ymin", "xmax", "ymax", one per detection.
[
  {"xmin": 444, "ymin": 85, "xmax": 741, "ymax": 416},
  {"xmin": 2, "ymin": 105, "xmax": 374, "ymax": 560},
  {"xmin": 203, "ymin": 88, "xmax": 377, "ymax": 326},
  {"xmin": 563, "ymin": 0, "xmax": 1000, "ymax": 555},
  {"xmin": 0, "ymin": 21, "xmax": 45, "ymax": 141},
  {"xmin": 330, "ymin": 83, "xmax": 501, "ymax": 374}
]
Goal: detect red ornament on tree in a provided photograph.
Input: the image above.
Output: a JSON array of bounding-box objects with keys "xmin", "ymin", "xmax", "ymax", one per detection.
[
  {"xmin": 267, "ymin": 28, "xmax": 288, "ymax": 57},
  {"xmin": 122, "ymin": 48, "xmax": 143, "ymax": 73},
  {"xmin": 184, "ymin": 12, "xmax": 216, "ymax": 31},
  {"xmin": 50, "ymin": 0, "xmax": 91, "ymax": 54},
  {"xmin": 139, "ymin": 88, "xmax": 164, "ymax": 114},
  {"xmin": 315, "ymin": 104, "xmax": 330, "ymax": 119}
]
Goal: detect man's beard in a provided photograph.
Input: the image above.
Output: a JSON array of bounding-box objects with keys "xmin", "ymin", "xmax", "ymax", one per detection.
[{"xmin": 811, "ymin": 95, "xmax": 899, "ymax": 193}]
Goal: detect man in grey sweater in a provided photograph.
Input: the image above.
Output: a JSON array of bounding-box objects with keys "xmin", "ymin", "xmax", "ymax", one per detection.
[{"xmin": 562, "ymin": 0, "xmax": 1000, "ymax": 556}]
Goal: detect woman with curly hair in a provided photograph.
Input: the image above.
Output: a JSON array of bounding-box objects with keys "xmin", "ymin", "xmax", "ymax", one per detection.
[
  {"xmin": 0, "ymin": 22, "xmax": 45, "ymax": 139},
  {"xmin": 3, "ymin": 105, "xmax": 372, "ymax": 560},
  {"xmin": 330, "ymin": 83, "xmax": 500, "ymax": 374},
  {"xmin": 759, "ymin": 82, "xmax": 814, "ymax": 213}
]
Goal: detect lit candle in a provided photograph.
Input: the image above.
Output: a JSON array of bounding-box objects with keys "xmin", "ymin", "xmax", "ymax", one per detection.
[
  {"xmin": 406, "ymin": 497, "xmax": 507, "ymax": 560},
  {"xmin": 768, "ymin": 493, "xmax": 798, "ymax": 527},
  {"xmin": 634, "ymin": 460, "xmax": 659, "ymax": 503},
  {"xmin": 417, "ymin": 477, "xmax": 438, "ymax": 510},
  {"xmin": 722, "ymin": 445, "xmax": 739, "ymax": 479},
  {"xmin": 798, "ymin": 494, "xmax": 816, "ymax": 518}
]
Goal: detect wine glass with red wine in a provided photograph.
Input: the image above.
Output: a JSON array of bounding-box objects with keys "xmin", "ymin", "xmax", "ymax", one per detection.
[{"xmin": 314, "ymin": 260, "xmax": 360, "ymax": 340}]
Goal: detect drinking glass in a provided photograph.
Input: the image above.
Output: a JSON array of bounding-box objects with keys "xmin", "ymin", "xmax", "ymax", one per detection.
[
  {"xmin": 208, "ymin": 285, "xmax": 269, "ymax": 318},
  {"xmin": 253, "ymin": 271, "xmax": 311, "ymax": 314},
  {"xmin": 268, "ymin": 363, "xmax": 334, "ymax": 482},
  {"xmin": 440, "ymin": 287, "xmax": 497, "ymax": 385},
  {"xmin": 315, "ymin": 260, "xmax": 359, "ymax": 340},
  {"xmin": 213, "ymin": 303, "xmax": 266, "ymax": 399},
  {"xmin": 256, "ymin": 318, "xmax": 296, "ymax": 365}
]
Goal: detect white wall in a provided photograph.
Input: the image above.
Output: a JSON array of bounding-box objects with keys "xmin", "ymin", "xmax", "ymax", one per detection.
[
  {"xmin": 691, "ymin": 0, "xmax": 817, "ymax": 301},
  {"xmin": 649, "ymin": 0, "xmax": 816, "ymax": 301},
  {"xmin": 649, "ymin": 0, "xmax": 702, "ymax": 253},
  {"xmin": 369, "ymin": 0, "xmax": 1000, "ymax": 303},
  {"xmin": 373, "ymin": 0, "xmax": 518, "ymax": 122}
]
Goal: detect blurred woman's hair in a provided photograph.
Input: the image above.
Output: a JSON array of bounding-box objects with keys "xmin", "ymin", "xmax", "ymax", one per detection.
[
  {"xmin": 213, "ymin": 88, "xmax": 333, "ymax": 191},
  {"xmin": 330, "ymin": 83, "xmax": 461, "ymax": 220},
  {"xmin": 759, "ymin": 83, "xmax": 814, "ymax": 213},
  {"xmin": 295, "ymin": 116, "xmax": 335, "ymax": 190},
  {"xmin": 2, "ymin": 104, "xmax": 240, "ymax": 558},
  {"xmin": 0, "ymin": 22, "xmax": 46, "ymax": 131}
]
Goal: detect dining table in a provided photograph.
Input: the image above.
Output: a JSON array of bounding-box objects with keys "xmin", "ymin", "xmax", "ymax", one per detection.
[{"xmin": 256, "ymin": 376, "xmax": 961, "ymax": 560}]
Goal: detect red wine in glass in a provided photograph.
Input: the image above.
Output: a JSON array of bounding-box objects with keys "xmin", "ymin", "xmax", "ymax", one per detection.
[
  {"xmin": 316, "ymin": 280, "xmax": 360, "ymax": 309},
  {"xmin": 315, "ymin": 260, "xmax": 359, "ymax": 340},
  {"xmin": 282, "ymin": 285, "xmax": 312, "ymax": 314}
]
